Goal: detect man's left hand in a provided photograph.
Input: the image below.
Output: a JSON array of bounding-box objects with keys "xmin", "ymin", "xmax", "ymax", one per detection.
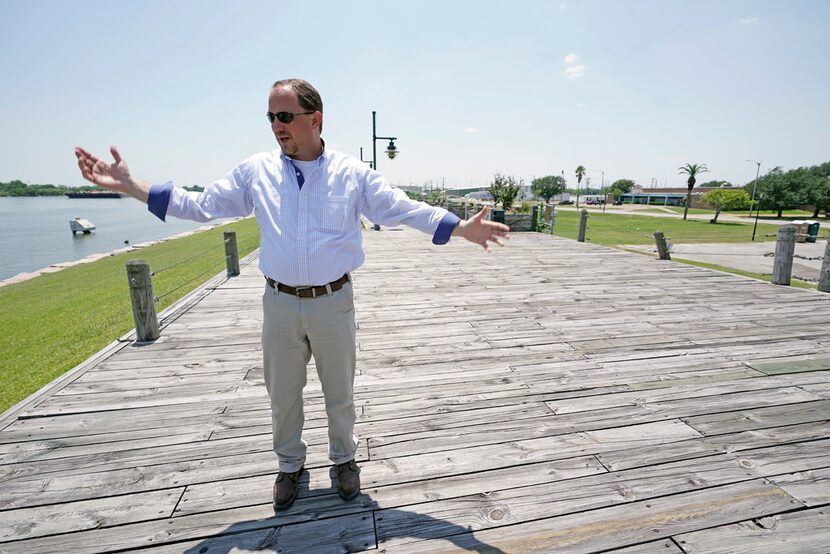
[{"xmin": 452, "ymin": 206, "xmax": 511, "ymax": 253}]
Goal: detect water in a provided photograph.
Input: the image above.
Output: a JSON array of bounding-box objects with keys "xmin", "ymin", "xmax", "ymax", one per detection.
[{"xmin": 0, "ymin": 196, "xmax": 230, "ymax": 282}]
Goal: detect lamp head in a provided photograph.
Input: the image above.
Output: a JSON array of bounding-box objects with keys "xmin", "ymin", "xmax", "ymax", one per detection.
[{"xmin": 385, "ymin": 139, "xmax": 399, "ymax": 160}]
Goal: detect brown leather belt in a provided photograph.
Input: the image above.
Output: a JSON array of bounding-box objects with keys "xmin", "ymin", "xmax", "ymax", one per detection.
[{"xmin": 266, "ymin": 274, "xmax": 350, "ymax": 298}]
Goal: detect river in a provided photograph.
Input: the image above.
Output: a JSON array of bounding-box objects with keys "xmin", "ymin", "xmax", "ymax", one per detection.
[{"xmin": 0, "ymin": 196, "xmax": 231, "ymax": 282}]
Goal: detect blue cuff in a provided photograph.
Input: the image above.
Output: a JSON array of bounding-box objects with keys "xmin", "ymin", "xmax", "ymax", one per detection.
[
  {"xmin": 432, "ymin": 212, "xmax": 461, "ymax": 245},
  {"xmin": 148, "ymin": 182, "xmax": 173, "ymax": 222}
]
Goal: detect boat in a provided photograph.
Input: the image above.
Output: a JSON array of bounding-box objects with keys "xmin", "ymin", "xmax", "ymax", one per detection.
[
  {"xmin": 65, "ymin": 191, "xmax": 123, "ymax": 198},
  {"xmin": 70, "ymin": 217, "xmax": 96, "ymax": 234}
]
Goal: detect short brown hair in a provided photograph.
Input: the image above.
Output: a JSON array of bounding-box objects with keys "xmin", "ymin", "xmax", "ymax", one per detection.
[{"xmin": 272, "ymin": 79, "xmax": 323, "ymax": 131}]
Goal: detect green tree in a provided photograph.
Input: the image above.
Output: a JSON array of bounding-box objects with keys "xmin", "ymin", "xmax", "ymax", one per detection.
[
  {"xmin": 678, "ymin": 163, "xmax": 709, "ymax": 220},
  {"xmin": 487, "ymin": 173, "xmax": 522, "ymax": 210},
  {"xmin": 531, "ymin": 175, "xmax": 566, "ymax": 202},
  {"xmin": 702, "ymin": 189, "xmax": 751, "ymax": 223},
  {"xmin": 607, "ymin": 179, "xmax": 635, "ymax": 201},
  {"xmin": 575, "ymin": 165, "xmax": 586, "ymax": 208},
  {"xmin": 803, "ymin": 163, "xmax": 830, "ymax": 217},
  {"xmin": 754, "ymin": 167, "xmax": 802, "ymax": 217},
  {"xmin": 487, "ymin": 177, "xmax": 504, "ymax": 208}
]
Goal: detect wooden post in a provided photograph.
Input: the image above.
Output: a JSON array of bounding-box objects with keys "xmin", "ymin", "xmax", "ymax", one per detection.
[
  {"xmin": 224, "ymin": 230, "xmax": 240, "ymax": 277},
  {"xmin": 577, "ymin": 209, "xmax": 588, "ymax": 242},
  {"xmin": 819, "ymin": 234, "xmax": 830, "ymax": 293},
  {"xmin": 531, "ymin": 205, "xmax": 539, "ymax": 232},
  {"xmin": 126, "ymin": 260, "xmax": 159, "ymax": 342},
  {"xmin": 772, "ymin": 224, "xmax": 796, "ymax": 286},
  {"xmin": 654, "ymin": 231, "xmax": 671, "ymax": 260},
  {"xmin": 549, "ymin": 205, "xmax": 555, "ymax": 235}
]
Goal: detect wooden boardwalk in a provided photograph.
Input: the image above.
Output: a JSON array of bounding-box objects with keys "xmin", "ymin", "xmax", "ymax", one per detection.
[{"xmin": 2, "ymin": 227, "xmax": 830, "ymax": 553}]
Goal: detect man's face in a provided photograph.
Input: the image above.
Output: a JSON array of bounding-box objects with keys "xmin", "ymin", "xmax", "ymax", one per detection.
[{"xmin": 268, "ymin": 86, "xmax": 322, "ymax": 161}]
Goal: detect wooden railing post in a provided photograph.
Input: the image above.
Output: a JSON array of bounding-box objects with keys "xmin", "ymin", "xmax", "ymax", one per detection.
[
  {"xmin": 819, "ymin": 234, "xmax": 830, "ymax": 293},
  {"xmin": 772, "ymin": 224, "xmax": 796, "ymax": 286},
  {"xmin": 549, "ymin": 204, "xmax": 555, "ymax": 235},
  {"xmin": 224, "ymin": 230, "xmax": 240, "ymax": 277},
  {"xmin": 531, "ymin": 205, "xmax": 539, "ymax": 232},
  {"xmin": 577, "ymin": 209, "xmax": 589, "ymax": 242},
  {"xmin": 654, "ymin": 231, "xmax": 671, "ymax": 260},
  {"xmin": 126, "ymin": 260, "xmax": 159, "ymax": 342}
]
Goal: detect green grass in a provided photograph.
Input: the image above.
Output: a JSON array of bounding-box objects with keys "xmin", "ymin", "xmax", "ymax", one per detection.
[
  {"xmin": 549, "ymin": 209, "xmax": 783, "ymax": 245},
  {"xmin": 0, "ymin": 218, "xmax": 260, "ymax": 413}
]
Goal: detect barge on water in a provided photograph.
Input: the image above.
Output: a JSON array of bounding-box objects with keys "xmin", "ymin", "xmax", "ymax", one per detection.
[{"xmin": 65, "ymin": 191, "xmax": 123, "ymax": 198}]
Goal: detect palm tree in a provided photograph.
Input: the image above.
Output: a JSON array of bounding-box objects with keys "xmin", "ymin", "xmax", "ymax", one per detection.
[
  {"xmin": 575, "ymin": 165, "xmax": 586, "ymax": 209},
  {"xmin": 678, "ymin": 163, "xmax": 709, "ymax": 220}
]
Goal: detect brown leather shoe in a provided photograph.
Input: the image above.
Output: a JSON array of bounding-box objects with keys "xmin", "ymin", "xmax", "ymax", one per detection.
[
  {"xmin": 336, "ymin": 459, "xmax": 361, "ymax": 500},
  {"xmin": 273, "ymin": 467, "xmax": 304, "ymax": 511}
]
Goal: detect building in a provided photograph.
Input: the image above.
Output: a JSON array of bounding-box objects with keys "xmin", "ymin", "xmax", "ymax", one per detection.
[{"xmin": 618, "ymin": 186, "xmax": 725, "ymax": 208}]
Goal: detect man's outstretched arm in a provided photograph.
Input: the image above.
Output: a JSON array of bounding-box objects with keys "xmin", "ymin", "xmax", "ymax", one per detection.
[
  {"xmin": 75, "ymin": 145, "xmax": 151, "ymax": 203},
  {"xmin": 452, "ymin": 206, "xmax": 510, "ymax": 253}
]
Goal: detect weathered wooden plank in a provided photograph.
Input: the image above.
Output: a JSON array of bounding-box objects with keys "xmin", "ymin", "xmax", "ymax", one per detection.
[
  {"xmin": 1, "ymin": 510, "xmax": 377, "ymax": 554},
  {"xmin": 375, "ymin": 454, "xmax": 755, "ymax": 548},
  {"xmin": 0, "ymin": 430, "xmax": 210, "ymax": 465},
  {"xmin": 0, "ymin": 442, "xmax": 368, "ymax": 510},
  {"xmin": 384, "ymin": 480, "xmax": 800, "ymax": 553},
  {"xmin": 597, "ymin": 421, "xmax": 830, "ymax": 472},
  {"xmin": 365, "ymin": 420, "xmax": 700, "ymax": 489},
  {"xmin": 603, "ymin": 539, "xmax": 684, "ymax": 553},
  {"xmin": 748, "ymin": 357, "xmax": 830, "ymax": 375},
  {"xmin": 368, "ymin": 387, "xmax": 816, "ymax": 460},
  {"xmin": 0, "ymin": 488, "xmax": 183, "ymax": 543},
  {"xmin": 768, "ymin": 466, "xmax": 830, "ymax": 506},
  {"xmin": 176, "ymin": 455, "xmax": 606, "ymax": 517},
  {"xmin": 675, "ymin": 507, "xmax": 830, "ymax": 554},
  {"xmin": 682, "ymin": 399, "xmax": 830, "ymax": 436}
]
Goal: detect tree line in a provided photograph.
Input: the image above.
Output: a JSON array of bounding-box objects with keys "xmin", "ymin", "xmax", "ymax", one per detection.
[
  {"xmin": 0, "ymin": 180, "xmax": 91, "ymax": 196},
  {"xmin": 749, "ymin": 162, "xmax": 830, "ymax": 218},
  {"xmin": 0, "ymin": 180, "xmax": 205, "ymax": 196}
]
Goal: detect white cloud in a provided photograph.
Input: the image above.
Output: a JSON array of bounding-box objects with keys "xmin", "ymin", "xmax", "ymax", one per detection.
[
  {"xmin": 563, "ymin": 53, "xmax": 586, "ymax": 79},
  {"xmin": 560, "ymin": 3, "xmax": 568, "ymax": 10},
  {"xmin": 464, "ymin": 127, "xmax": 480, "ymax": 134},
  {"xmin": 740, "ymin": 16, "xmax": 760, "ymax": 24},
  {"xmin": 565, "ymin": 64, "xmax": 586, "ymax": 80}
]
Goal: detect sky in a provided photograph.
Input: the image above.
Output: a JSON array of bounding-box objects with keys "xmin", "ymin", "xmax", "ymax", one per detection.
[{"xmin": 1, "ymin": 0, "xmax": 829, "ymax": 191}]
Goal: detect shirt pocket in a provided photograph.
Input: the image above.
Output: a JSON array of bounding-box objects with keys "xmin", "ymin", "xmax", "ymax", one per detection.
[{"xmin": 322, "ymin": 196, "xmax": 350, "ymax": 232}]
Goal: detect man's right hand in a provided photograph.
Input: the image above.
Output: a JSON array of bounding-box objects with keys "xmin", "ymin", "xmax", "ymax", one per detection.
[{"xmin": 74, "ymin": 145, "xmax": 150, "ymax": 202}]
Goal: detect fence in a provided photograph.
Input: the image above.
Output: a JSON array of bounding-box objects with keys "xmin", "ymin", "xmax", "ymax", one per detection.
[{"xmin": 125, "ymin": 230, "xmax": 252, "ymax": 341}]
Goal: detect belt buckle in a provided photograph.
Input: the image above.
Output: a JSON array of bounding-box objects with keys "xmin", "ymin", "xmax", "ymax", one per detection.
[{"xmin": 295, "ymin": 286, "xmax": 314, "ymax": 298}]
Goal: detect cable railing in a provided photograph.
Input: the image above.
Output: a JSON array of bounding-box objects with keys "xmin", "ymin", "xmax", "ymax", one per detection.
[{"xmin": 125, "ymin": 229, "xmax": 258, "ymax": 341}]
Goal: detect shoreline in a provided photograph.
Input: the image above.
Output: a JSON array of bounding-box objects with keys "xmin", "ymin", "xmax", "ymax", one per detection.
[{"xmin": 0, "ymin": 217, "xmax": 248, "ymax": 288}]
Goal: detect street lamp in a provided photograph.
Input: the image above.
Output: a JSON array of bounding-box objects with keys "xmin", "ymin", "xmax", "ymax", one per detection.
[
  {"xmin": 747, "ymin": 159, "xmax": 761, "ymax": 217},
  {"xmin": 752, "ymin": 193, "xmax": 764, "ymax": 241},
  {"xmin": 372, "ymin": 111, "xmax": 399, "ymax": 171}
]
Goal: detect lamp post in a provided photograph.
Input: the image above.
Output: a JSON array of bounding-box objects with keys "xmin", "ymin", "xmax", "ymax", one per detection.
[
  {"xmin": 366, "ymin": 111, "xmax": 400, "ymax": 230},
  {"xmin": 747, "ymin": 159, "xmax": 761, "ymax": 217},
  {"xmin": 752, "ymin": 193, "xmax": 764, "ymax": 241},
  {"xmin": 372, "ymin": 111, "xmax": 399, "ymax": 172}
]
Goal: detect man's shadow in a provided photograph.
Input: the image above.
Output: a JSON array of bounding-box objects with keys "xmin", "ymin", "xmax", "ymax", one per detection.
[{"xmin": 182, "ymin": 470, "xmax": 506, "ymax": 553}]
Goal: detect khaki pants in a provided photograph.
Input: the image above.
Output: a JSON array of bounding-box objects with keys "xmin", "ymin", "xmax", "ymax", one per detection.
[{"xmin": 262, "ymin": 280, "xmax": 358, "ymax": 473}]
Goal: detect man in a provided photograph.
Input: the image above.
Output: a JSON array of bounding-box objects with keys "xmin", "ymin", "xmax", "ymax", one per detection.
[{"xmin": 75, "ymin": 78, "xmax": 509, "ymax": 511}]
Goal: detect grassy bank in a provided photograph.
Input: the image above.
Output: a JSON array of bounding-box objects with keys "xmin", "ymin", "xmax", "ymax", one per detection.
[
  {"xmin": 0, "ymin": 218, "xmax": 260, "ymax": 413},
  {"xmin": 548, "ymin": 209, "xmax": 783, "ymax": 245}
]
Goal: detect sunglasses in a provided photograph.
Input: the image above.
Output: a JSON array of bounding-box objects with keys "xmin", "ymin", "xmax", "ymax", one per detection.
[{"xmin": 266, "ymin": 111, "xmax": 315, "ymax": 124}]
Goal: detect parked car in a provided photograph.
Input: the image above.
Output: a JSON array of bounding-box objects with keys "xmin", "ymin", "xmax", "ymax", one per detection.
[
  {"xmin": 613, "ymin": 200, "xmax": 623, "ymax": 206},
  {"xmin": 559, "ymin": 200, "xmax": 574, "ymax": 205}
]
